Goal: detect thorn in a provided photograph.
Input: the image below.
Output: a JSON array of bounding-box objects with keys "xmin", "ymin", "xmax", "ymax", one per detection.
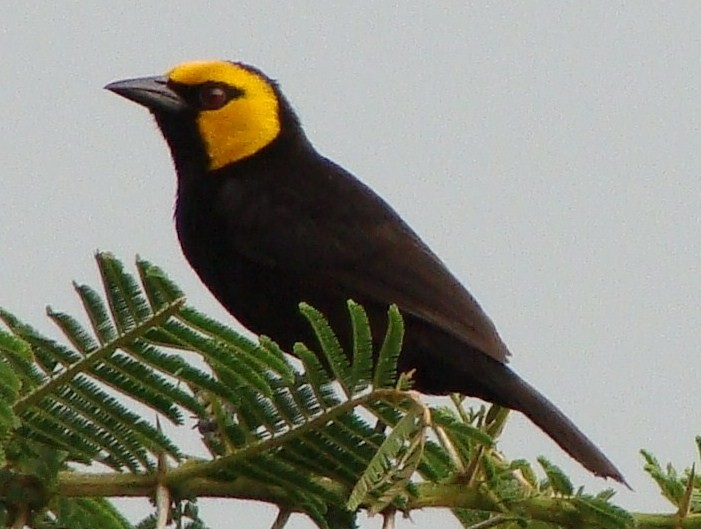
[
  {"xmin": 270, "ymin": 508, "xmax": 292, "ymax": 529},
  {"xmin": 678, "ymin": 462, "xmax": 695, "ymax": 519},
  {"xmin": 373, "ymin": 419, "xmax": 387, "ymax": 434},
  {"xmin": 155, "ymin": 480, "xmax": 170, "ymax": 529},
  {"xmin": 155, "ymin": 420, "xmax": 170, "ymax": 529},
  {"xmin": 382, "ymin": 510, "xmax": 396, "ymax": 529},
  {"xmin": 11, "ymin": 507, "xmax": 28, "ymax": 529},
  {"xmin": 465, "ymin": 514, "xmax": 514, "ymax": 529},
  {"xmin": 434, "ymin": 424, "xmax": 466, "ymax": 474}
]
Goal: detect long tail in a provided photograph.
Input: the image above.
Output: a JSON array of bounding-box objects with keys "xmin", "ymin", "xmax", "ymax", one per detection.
[
  {"xmin": 401, "ymin": 322, "xmax": 627, "ymax": 484},
  {"xmin": 492, "ymin": 370, "xmax": 628, "ymax": 485}
]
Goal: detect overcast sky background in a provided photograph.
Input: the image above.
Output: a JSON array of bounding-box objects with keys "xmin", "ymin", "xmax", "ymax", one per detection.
[{"xmin": 2, "ymin": 3, "xmax": 700, "ymax": 528}]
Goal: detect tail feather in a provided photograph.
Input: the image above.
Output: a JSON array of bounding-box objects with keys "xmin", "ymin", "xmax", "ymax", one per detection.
[
  {"xmin": 400, "ymin": 318, "xmax": 627, "ymax": 485},
  {"xmin": 500, "ymin": 373, "xmax": 628, "ymax": 486}
]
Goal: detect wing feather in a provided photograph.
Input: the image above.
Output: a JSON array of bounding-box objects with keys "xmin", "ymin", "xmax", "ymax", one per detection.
[{"xmin": 219, "ymin": 157, "xmax": 512, "ymax": 363}]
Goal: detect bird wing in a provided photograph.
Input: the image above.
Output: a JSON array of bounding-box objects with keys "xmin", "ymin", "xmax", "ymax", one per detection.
[
  {"xmin": 328, "ymin": 213, "xmax": 512, "ymax": 364},
  {"xmin": 220, "ymin": 161, "xmax": 512, "ymax": 364}
]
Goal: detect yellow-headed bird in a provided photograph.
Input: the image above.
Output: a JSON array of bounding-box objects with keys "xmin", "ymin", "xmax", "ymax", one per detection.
[{"xmin": 106, "ymin": 60, "xmax": 625, "ymax": 483}]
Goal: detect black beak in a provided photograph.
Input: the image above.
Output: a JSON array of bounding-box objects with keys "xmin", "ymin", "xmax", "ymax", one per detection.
[{"xmin": 104, "ymin": 75, "xmax": 187, "ymax": 114}]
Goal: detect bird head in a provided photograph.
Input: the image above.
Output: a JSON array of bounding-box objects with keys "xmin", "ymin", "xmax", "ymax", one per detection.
[{"xmin": 105, "ymin": 61, "xmax": 289, "ymax": 170}]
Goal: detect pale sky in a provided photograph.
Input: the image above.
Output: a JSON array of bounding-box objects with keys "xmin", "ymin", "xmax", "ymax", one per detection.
[{"xmin": 3, "ymin": 3, "xmax": 700, "ymax": 528}]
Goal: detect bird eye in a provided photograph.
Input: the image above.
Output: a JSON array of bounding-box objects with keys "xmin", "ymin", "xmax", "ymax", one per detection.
[{"xmin": 198, "ymin": 83, "xmax": 230, "ymax": 110}]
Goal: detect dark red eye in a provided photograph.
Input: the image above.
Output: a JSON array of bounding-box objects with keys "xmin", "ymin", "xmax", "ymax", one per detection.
[{"xmin": 198, "ymin": 84, "xmax": 230, "ymax": 110}]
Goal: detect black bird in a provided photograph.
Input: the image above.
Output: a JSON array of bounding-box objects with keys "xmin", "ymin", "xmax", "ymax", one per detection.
[{"xmin": 105, "ymin": 60, "xmax": 625, "ymax": 483}]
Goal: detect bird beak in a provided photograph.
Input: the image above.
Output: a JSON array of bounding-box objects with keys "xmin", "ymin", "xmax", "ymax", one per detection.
[{"xmin": 104, "ymin": 75, "xmax": 187, "ymax": 114}]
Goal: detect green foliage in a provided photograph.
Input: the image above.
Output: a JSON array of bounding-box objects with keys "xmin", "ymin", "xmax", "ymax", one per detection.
[
  {"xmin": 372, "ymin": 304, "xmax": 403, "ymax": 390},
  {"xmin": 0, "ymin": 253, "xmax": 697, "ymax": 529},
  {"xmin": 537, "ymin": 457, "xmax": 574, "ymax": 495},
  {"xmin": 642, "ymin": 445, "xmax": 701, "ymax": 515},
  {"xmin": 347, "ymin": 300, "xmax": 373, "ymax": 394},
  {"xmin": 43, "ymin": 498, "xmax": 132, "ymax": 529},
  {"xmin": 347, "ymin": 405, "xmax": 427, "ymax": 514}
]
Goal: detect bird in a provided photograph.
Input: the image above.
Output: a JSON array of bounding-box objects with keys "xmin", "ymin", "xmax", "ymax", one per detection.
[{"xmin": 105, "ymin": 60, "xmax": 625, "ymax": 484}]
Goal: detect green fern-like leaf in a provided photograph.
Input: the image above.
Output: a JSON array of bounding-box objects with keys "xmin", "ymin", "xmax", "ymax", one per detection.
[
  {"xmin": 0, "ymin": 331, "xmax": 25, "ymax": 465},
  {"xmin": 293, "ymin": 342, "xmax": 337, "ymax": 410},
  {"xmin": 74, "ymin": 282, "xmax": 118, "ymax": 344},
  {"xmin": 96, "ymin": 252, "xmax": 153, "ymax": 332},
  {"xmin": 0, "ymin": 252, "xmax": 651, "ymax": 528},
  {"xmin": 48, "ymin": 497, "xmax": 133, "ymax": 529},
  {"xmin": 135, "ymin": 256, "xmax": 185, "ymax": 309},
  {"xmin": 0, "ymin": 331, "xmax": 24, "ymax": 401},
  {"xmin": 45, "ymin": 308, "xmax": 99, "ymax": 356},
  {"xmin": 373, "ymin": 304, "xmax": 404, "ymax": 389},
  {"xmin": 572, "ymin": 495, "xmax": 635, "ymax": 529},
  {"xmin": 347, "ymin": 300, "xmax": 373, "ymax": 394},
  {"xmin": 233, "ymin": 457, "xmax": 341, "ymax": 529},
  {"xmin": 0, "ymin": 327, "xmax": 38, "ymax": 391},
  {"xmin": 347, "ymin": 403, "xmax": 427, "ymax": 511},
  {"xmin": 178, "ymin": 308, "xmax": 295, "ymax": 383},
  {"xmin": 641, "ymin": 449, "xmax": 687, "ymax": 508},
  {"xmin": 538, "ymin": 456, "xmax": 574, "ymax": 495},
  {"xmin": 1, "ymin": 254, "xmax": 213, "ymax": 471},
  {"xmin": 299, "ymin": 302, "xmax": 354, "ymax": 396},
  {"xmin": 0, "ymin": 310, "xmax": 80, "ymax": 377},
  {"xmin": 431, "ymin": 406, "xmax": 494, "ymax": 466}
]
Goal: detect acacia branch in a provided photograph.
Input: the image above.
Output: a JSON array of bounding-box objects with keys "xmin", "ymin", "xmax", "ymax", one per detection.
[{"xmin": 56, "ymin": 471, "xmax": 699, "ymax": 529}]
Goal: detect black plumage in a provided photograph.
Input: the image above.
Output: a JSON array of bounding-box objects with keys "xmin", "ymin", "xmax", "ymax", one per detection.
[{"xmin": 106, "ymin": 61, "xmax": 625, "ymax": 484}]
